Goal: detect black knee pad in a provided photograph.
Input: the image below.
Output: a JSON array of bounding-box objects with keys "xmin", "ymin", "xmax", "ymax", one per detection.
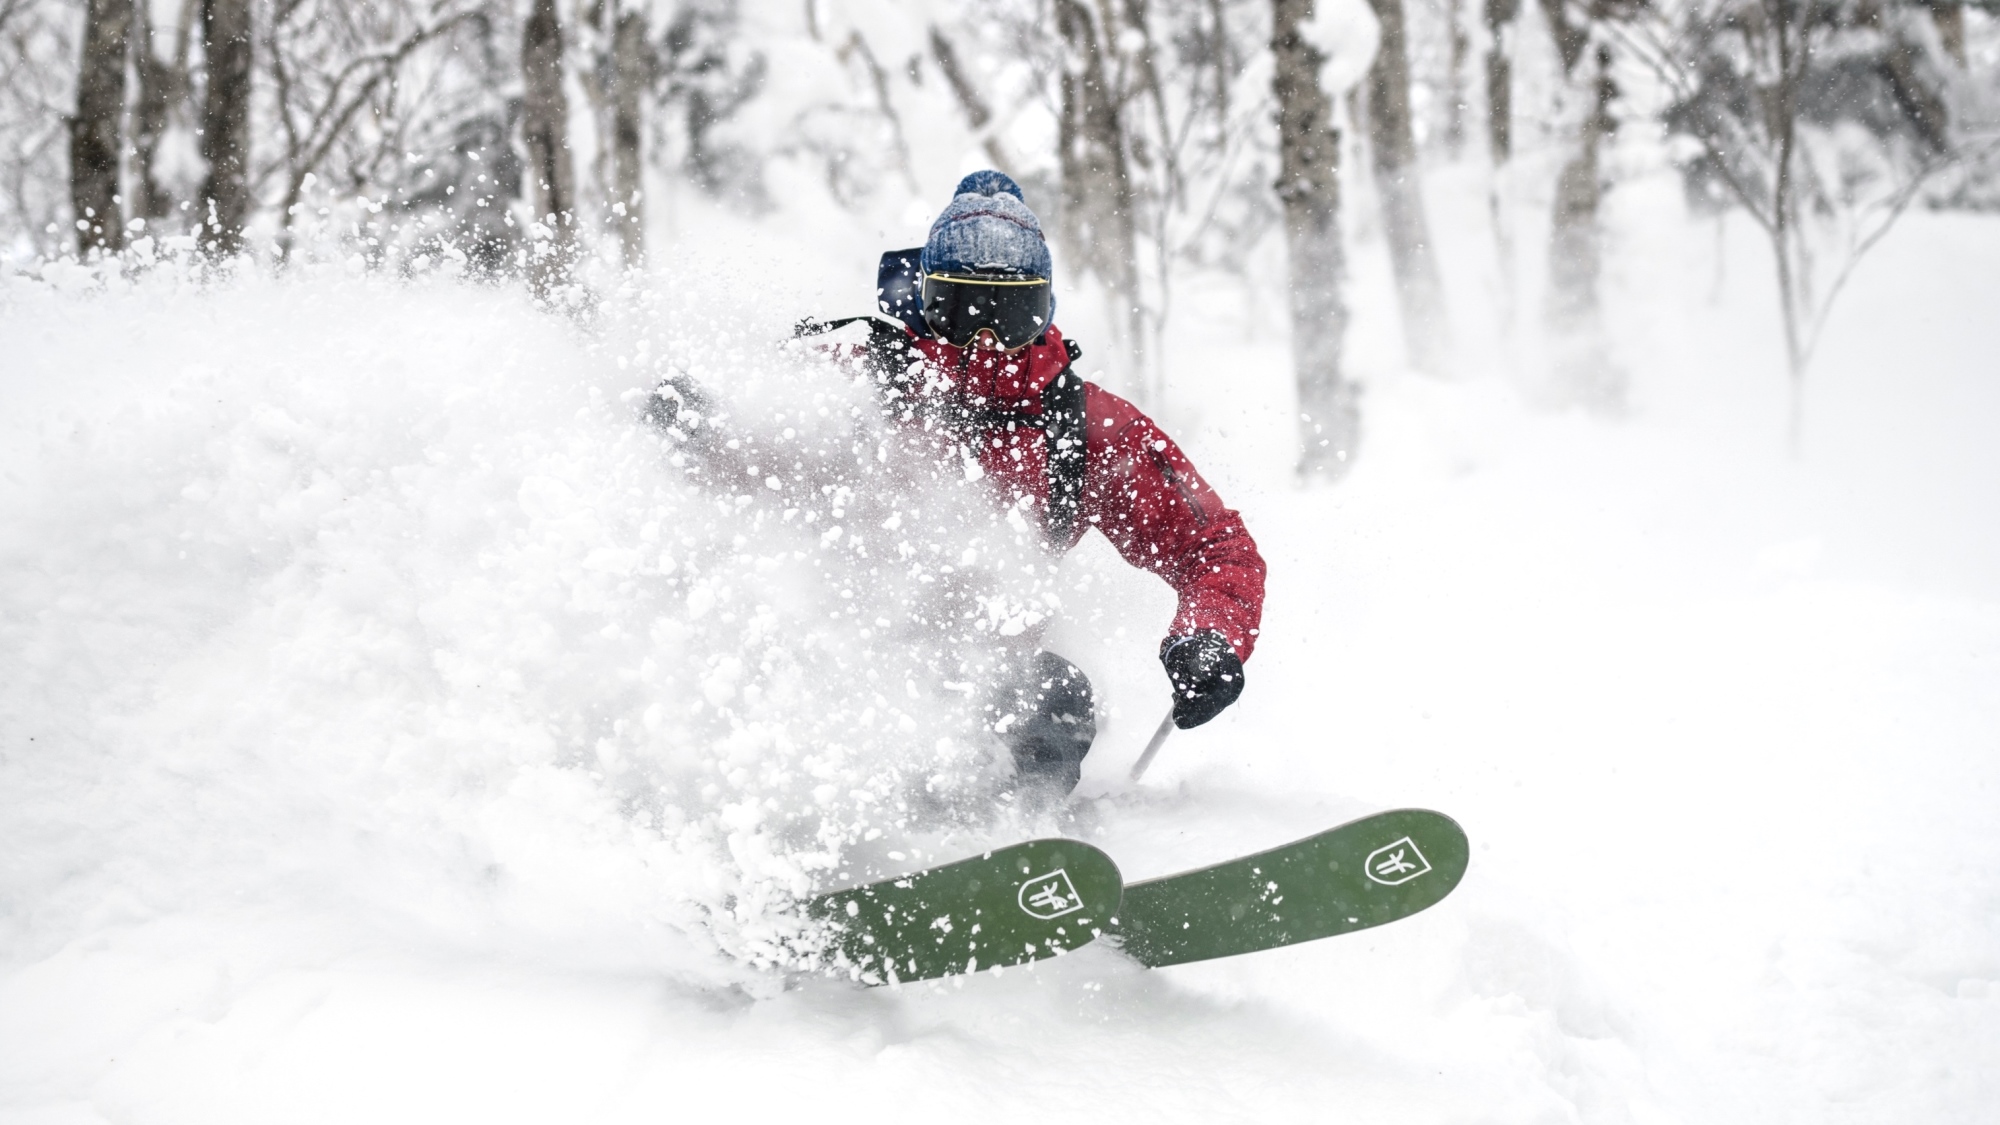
[{"xmin": 992, "ymin": 651, "xmax": 1098, "ymax": 792}]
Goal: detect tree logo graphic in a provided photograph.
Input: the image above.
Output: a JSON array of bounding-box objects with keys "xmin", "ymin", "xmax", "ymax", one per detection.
[
  {"xmin": 1016, "ymin": 869, "xmax": 1085, "ymax": 920},
  {"xmin": 1364, "ymin": 837, "xmax": 1433, "ymax": 886}
]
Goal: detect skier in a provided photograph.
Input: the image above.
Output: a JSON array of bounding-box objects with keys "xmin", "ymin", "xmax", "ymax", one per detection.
[
  {"xmin": 804, "ymin": 171, "xmax": 1267, "ymax": 796},
  {"xmin": 649, "ymin": 171, "xmax": 1264, "ymax": 797}
]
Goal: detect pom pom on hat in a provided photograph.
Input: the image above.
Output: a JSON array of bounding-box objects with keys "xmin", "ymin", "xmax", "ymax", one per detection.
[{"xmin": 951, "ymin": 170, "xmax": 1025, "ymax": 200}]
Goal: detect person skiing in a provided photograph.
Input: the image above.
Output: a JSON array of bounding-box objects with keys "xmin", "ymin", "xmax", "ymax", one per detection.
[
  {"xmin": 648, "ymin": 171, "xmax": 1264, "ymax": 797},
  {"xmin": 802, "ymin": 170, "xmax": 1268, "ymax": 796}
]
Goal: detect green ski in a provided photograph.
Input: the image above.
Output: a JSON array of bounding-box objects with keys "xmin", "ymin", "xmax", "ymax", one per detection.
[
  {"xmin": 1110, "ymin": 808, "xmax": 1469, "ymax": 967},
  {"xmin": 805, "ymin": 838, "xmax": 1122, "ymax": 985}
]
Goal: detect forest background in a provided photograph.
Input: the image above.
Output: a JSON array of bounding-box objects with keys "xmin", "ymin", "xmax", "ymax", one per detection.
[{"xmin": 8, "ymin": 0, "xmax": 1998, "ymax": 458}]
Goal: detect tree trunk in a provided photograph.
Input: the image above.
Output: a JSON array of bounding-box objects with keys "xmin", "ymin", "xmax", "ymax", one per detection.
[
  {"xmin": 609, "ymin": 6, "xmax": 646, "ymax": 267},
  {"xmin": 1054, "ymin": 0, "xmax": 1145, "ymax": 390},
  {"xmin": 1446, "ymin": 0, "xmax": 1470, "ymax": 156},
  {"xmin": 1538, "ymin": 0, "xmax": 1588, "ymax": 73},
  {"xmin": 1546, "ymin": 42, "xmax": 1621, "ymax": 412},
  {"xmin": 1271, "ymin": 0, "xmax": 1356, "ymax": 478},
  {"xmin": 1930, "ymin": 1, "xmax": 1965, "ymax": 67},
  {"xmin": 1876, "ymin": 9, "xmax": 1949, "ymax": 150},
  {"xmin": 198, "ymin": 0, "xmax": 252, "ymax": 255},
  {"xmin": 1111, "ymin": 0, "xmax": 1174, "ymax": 404},
  {"xmin": 131, "ymin": 0, "xmax": 185, "ymax": 224},
  {"xmin": 1484, "ymin": 0, "xmax": 1518, "ymax": 163},
  {"xmin": 521, "ymin": 0, "xmax": 578, "ymax": 293},
  {"xmin": 1771, "ymin": 9, "xmax": 1806, "ymax": 454},
  {"xmin": 69, "ymin": 0, "xmax": 132, "ymax": 254},
  {"xmin": 1363, "ymin": 0, "xmax": 1450, "ymax": 374},
  {"xmin": 1484, "ymin": 0, "xmax": 1521, "ymax": 339},
  {"xmin": 1204, "ymin": 0, "xmax": 1231, "ymax": 123}
]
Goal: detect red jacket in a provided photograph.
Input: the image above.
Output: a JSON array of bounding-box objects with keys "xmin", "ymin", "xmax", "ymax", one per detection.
[{"xmin": 894, "ymin": 326, "xmax": 1266, "ymax": 661}]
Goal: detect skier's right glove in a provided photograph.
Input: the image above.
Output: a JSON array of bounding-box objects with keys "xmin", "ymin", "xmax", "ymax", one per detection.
[
  {"xmin": 793, "ymin": 315, "xmax": 920, "ymax": 389},
  {"xmin": 642, "ymin": 375, "xmax": 710, "ymax": 434},
  {"xmin": 1160, "ymin": 631, "xmax": 1245, "ymax": 729}
]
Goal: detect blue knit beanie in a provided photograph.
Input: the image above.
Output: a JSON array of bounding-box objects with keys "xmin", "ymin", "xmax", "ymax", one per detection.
[{"xmin": 922, "ymin": 171, "xmax": 1052, "ymax": 280}]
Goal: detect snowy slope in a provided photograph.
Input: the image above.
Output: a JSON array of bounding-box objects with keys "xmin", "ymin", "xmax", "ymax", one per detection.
[{"xmin": 3, "ymin": 194, "xmax": 1997, "ymax": 1123}]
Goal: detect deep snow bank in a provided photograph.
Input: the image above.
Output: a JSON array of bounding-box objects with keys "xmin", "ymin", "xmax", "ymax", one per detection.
[{"xmin": 2, "ymin": 204, "xmax": 1998, "ymax": 1125}]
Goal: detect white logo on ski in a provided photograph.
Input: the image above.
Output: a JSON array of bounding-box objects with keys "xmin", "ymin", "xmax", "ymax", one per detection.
[
  {"xmin": 1364, "ymin": 837, "xmax": 1433, "ymax": 886},
  {"xmin": 1017, "ymin": 869, "xmax": 1085, "ymax": 920}
]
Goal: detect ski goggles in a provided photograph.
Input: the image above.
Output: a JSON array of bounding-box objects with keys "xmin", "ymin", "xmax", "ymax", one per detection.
[{"xmin": 920, "ymin": 272, "xmax": 1053, "ymax": 351}]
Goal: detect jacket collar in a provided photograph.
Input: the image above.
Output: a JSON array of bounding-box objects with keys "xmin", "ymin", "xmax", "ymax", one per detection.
[{"xmin": 909, "ymin": 326, "xmax": 1071, "ymax": 410}]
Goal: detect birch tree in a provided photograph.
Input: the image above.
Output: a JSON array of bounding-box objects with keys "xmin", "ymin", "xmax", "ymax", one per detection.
[
  {"xmin": 1272, "ymin": 0, "xmax": 1357, "ymax": 476},
  {"xmin": 131, "ymin": 0, "xmax": 193, "ymax": 225},
  {"xmin": 1484, "ymin": 0, "xmax": 1521, "ymax": 328},
  {"xmin": 1544, "ymin": 27, "xmax": 1622, "ymax": 411},
  {"xmin": 1483, "ymin": 0, "xmax": 1518, "ymax": 163},
  {"xmin": 1446, "ymin": 0, "xmax": 1471, "ymax": 153},
  {"xmin": 1363, "ymin": 0, "xmax": 1450, "ymax": 373},
  {"xmin": 1054, "ymin": 0, "xmax": 1147, "ymax": 390},
  {"xmin": 576, "ymin": 0, "xmax": 650, "ymax": 264},
  {"xmin": 521, "ymin": 0, "xmax": 577, "ymax": 291},
  {"xmin": 608, "ymin": 4, "xmax": 647, "ymax": 265}
]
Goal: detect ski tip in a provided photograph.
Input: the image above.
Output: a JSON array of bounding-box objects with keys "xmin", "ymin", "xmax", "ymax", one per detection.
[{"xmin": 1111, "ymin": 806, "xmax": 1470, "ymax": 968}]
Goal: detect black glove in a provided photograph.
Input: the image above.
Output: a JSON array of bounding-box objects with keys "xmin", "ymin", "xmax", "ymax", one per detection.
[
  {"xmin": 1160, "ymin": 631, "xmax": 1245, "ymax": 729},
  {"xmin": 641, "ymin": 376, "xmax": 710, "ymax": 433},
  {"xmin": 793, "ymin": 316, "xmax": 918, "ymax": 389}
]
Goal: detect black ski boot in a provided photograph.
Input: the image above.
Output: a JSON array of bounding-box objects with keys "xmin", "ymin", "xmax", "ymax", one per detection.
[{"xmin": 991, "ymin": 650, "xmax": 1097, "ymax": 799}]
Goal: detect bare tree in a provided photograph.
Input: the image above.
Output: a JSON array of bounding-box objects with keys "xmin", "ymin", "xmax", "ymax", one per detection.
[
  {"xmin": 1483, "ymin": 0, "xmax": 1523, "ymax": 333},
  {"xmin": 132, "ymin": 0, "xmax": 194, "ymax": 225},
  {"xmin": 929, "ymin": 26, "xmax": 1015, "ymax": 172},
  {"xmin": 1, "ymin": 0, "xmax": 80, "ymax": 257},
  {"xmin": 1632, "ymin": 0, "xmax": 1972, "ymax": 447},
  {"xmin": 265, "ymin": 3, "xmax": 482, "ymax": 255},
  {"xmin": 199, "ymin": 0, "xmax": 252, "ymax": 254},
  {"xmin": 608, "ymin": 3, "xmax": 647, "ymax": 266},
  {"xmin": 1539, "ymin": 0, "xmax": 1591, "ymax": 70},
  {"xmin": 656, "ymin": 0, "xmax": 766, "ymax": 202},
  {"xmin": 831, "ymin": 30, "xmax": 921, "ymax": 196},
  {"xmin": 69, "ymin": 0, "xmax": 131, "ymax": 254},
  {"xmin": 1272, "ymin": 0, "xmax": 1358, "ymax": 476},
  {"xmin": 1930, "ymin": 1, "xmax": 1965, "ymax": 65},
  {"xmin": 1054, "ymin": 0, "xmax": 1147, "ymax": 390},
  {"xmin": 521, "ymin": 0, "xmax": 577, "ymax": 291},
  {"xmin": 1484, "ymin": 0, "xmax": 1519, "ymax": 162},
  {"xmin": 1447, "ymin": 0, "xmax": 1471, "ymax": 154},
  {"xmin": 1164, "ymin": 0, "xmax": 1270, "ymax": 279},
  {"xmin": 1545, "ymin": 33, "xmax": 1622, "ymax": 411},
  {"xmin": 1872, "ymin": 1, "xmax": 1950, "ymax": 146},
  {"xmin": 1363, "ymin": 0, "xmax": 1450, "ymax": 373}
]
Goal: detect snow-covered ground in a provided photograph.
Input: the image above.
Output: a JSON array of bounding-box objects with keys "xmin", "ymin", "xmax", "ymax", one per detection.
[{"xmin": 3, "ymin": 181, "xmax": 1996, "ymax": 1123}]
